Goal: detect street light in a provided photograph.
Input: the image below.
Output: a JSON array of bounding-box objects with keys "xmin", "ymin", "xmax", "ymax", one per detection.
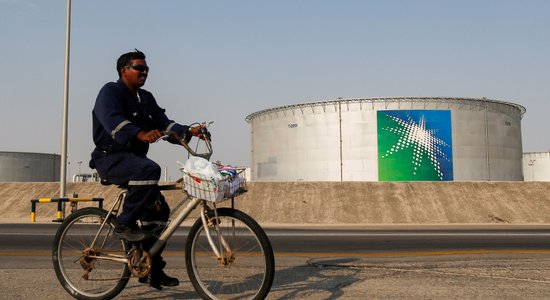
[{"xmin": 60, "ymin": 0, "xmax": 71, "ymax": 197}]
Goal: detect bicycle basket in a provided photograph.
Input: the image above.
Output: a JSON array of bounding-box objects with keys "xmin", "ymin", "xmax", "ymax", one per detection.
[{"xmin": 182, "ymin": 171, "xmax": 246, "ymax": 202}]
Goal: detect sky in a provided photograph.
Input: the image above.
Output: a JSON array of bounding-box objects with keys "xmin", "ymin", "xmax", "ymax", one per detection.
[{"xmin": 1, "ymin": 0, "xmax": 549, "ymax": 181}]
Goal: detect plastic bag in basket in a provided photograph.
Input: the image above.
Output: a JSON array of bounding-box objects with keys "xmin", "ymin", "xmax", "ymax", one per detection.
[
  {"xmin": 183, "ymin": 157, "xmax": 223, "ymax": 181},
  {"xmin": 217, "ymin": 165, "xmax": 245, "ymax": 196},
  {"xmin": 182, "ymin": 157, "xmax": 225, "ymax": 201}
]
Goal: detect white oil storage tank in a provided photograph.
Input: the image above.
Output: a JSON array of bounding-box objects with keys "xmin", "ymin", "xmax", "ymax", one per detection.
[
  {"xmin": 0, "ymin": 151, "xmax": 61, "ymax": 182},
  {"xmin": 245, "ymin": 97, "xmax": 525, "ymax": 182},
  {"xmin": 523, "ymin": 152, "xmax": 550, "ymax": 182}
]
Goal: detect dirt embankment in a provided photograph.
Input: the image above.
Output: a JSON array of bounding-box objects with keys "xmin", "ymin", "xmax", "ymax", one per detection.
[{"xmin": 2, "ymin": 181, "xmax": 550, "ymax": 224}]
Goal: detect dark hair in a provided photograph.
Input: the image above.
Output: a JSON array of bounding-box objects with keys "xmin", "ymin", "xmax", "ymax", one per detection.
[{"xmin": 116, "ymin": 49, "xmax": 146, "ymax": 77}]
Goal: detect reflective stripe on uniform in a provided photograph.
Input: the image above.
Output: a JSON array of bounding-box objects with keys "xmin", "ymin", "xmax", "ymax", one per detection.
[
  {"xmin": 111, "ymin": 120, "xmax": 132, "ymax": 139},
  {"xmin": 128, "ymin": 180, "xmax": 159, "ymax": 186},
  {"xmin": 165, "ymin": 122, "xmax": 176, "ymax": 132}
]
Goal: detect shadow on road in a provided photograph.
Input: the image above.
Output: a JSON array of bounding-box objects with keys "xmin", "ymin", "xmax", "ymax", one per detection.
[{"xmin": 271, "ymin": 257, "xmax": 362, "ymax": 299}]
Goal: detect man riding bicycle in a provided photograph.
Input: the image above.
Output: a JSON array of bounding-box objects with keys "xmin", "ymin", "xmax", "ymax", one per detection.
[{"xmin": 89, "ymin": 49, "xmax": 202, "ymax": 290}]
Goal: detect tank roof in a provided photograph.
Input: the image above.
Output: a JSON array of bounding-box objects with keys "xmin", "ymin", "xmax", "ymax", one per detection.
[{"xmin": 245, "ymin": 97, "xmax": 526, "ymax": 122}]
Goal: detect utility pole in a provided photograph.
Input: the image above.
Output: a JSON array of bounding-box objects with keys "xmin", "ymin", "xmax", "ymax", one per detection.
[{"xmin": 60, "ymin": 0, "xmax": 71, "ymax": 197}]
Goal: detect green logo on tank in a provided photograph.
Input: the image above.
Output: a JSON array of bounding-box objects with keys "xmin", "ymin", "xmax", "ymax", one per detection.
[{"xmin": 377, "ymin": 110, "xmax": 453, "ymax": 181}]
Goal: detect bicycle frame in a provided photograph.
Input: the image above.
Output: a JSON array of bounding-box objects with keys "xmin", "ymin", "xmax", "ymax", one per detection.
[
  {"xmin": 89, "ymin": 187, "xmax": 234, "ymax": 266},
  {"xmin": 148, "ymin": 195, "xmax": 202, "ymax": 256}
]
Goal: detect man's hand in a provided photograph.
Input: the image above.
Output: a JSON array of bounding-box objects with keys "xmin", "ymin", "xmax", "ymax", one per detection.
[
  {"xmin": 188, "ymin": 125, "xmax": 211, "ymax": 140},
  {"xmin": 188, "ymin": 126, "xmax": 202, "ymax": 138},
  {"xmin": 137, "ymin": 130, "xmax": 162, "ymax": 143}
]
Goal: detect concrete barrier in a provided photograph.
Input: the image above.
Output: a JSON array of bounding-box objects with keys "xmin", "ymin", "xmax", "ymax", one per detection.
[{"xmin": 1, "ymin": 181, "xmax": 550, "ymax": 224}]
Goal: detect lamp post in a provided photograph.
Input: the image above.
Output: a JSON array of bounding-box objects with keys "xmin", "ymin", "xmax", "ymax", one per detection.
[{"xmin": 60, "ymin": 0, "xmax": 72, "ymax": 197}]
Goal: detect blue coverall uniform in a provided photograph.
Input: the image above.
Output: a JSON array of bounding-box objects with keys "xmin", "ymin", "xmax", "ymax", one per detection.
[{"xmin": 89, "ymin": 79, "xmax": 188, "ymax": 230}]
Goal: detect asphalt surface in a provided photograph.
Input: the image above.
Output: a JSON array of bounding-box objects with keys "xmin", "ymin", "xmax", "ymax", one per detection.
[
  {"xmin": 2, "ymin": 224, "xmax": 550, "ymax": 299},
  {"xmin": 4, "ymin": 254, "xmax": 550, "ymax": 299}
]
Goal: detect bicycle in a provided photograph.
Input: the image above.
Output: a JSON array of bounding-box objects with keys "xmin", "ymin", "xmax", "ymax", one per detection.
[{"xmin": 52, "ymin": 123, "xmax": 275, "ymax": 300}]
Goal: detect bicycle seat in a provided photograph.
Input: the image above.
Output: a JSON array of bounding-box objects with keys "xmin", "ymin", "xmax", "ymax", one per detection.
[{"xmin": 158, "ymin": 183, "xmax": 178, "ymax": 190}]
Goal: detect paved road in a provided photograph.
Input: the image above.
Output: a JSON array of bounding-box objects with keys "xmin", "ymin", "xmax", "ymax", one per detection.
[
  {"xmin": 4, "ymin": 224, "xmax": 550, "ymax": 255},
  {"xmin": 2, "ymin": 224, "xmax": 550, "ymax": 299}
]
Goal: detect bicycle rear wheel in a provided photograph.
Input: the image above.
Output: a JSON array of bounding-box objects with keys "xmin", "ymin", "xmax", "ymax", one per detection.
[
  {"xmin": 186, "ymin": 207, "xmax": 275, "ymax": 300},
  {"xmin": 52, "ymin": 207, "xmax": 130, "ymax": 300}
]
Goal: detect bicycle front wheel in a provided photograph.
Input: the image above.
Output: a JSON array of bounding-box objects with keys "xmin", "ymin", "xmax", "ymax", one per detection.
[
  {"xmin": 186, "ymin": 208, "xmax": 275, "ymax": 300},
  {"xmin": 52, "ymin": 207, "xmax": 130, "ymax": 300}
]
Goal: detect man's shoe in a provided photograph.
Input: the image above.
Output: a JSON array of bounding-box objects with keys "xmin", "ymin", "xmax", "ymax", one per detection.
[
  {"xmin": 139, "ymin": 269, "xmax": 179, "ymax": 289},
  {"xmin": 139, "ymin": 275, "xmax": 163, "ymax": 290},
  {"xmin": 152, "ymin": 270, "xmax": 180, "ymax": 287},
  {"xmin": 113, "ymin": 224, "xmax": 150, "ymax": 242}
]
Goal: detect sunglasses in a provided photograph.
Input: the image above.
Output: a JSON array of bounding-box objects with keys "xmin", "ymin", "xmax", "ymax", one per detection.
[{"xmin": 127, "ymin": 64, "xmax": 149, "ymax": 72}]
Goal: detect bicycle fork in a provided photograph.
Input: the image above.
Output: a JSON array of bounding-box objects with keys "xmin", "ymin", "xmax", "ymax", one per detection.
[{"xmin": 199, "ymin": 204, "xmax": 235, "ymax": 266}]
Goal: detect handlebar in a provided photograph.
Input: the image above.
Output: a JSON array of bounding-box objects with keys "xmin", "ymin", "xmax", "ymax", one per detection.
[{"xmin": 161, "ymin": 122, "xmax": 213, "ymax": 160}]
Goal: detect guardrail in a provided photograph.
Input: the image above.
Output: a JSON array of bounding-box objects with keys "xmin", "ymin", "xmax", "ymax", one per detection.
[{"xmin": 30, "ymin": 196, "xmax": 104, "ymax": 222}]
